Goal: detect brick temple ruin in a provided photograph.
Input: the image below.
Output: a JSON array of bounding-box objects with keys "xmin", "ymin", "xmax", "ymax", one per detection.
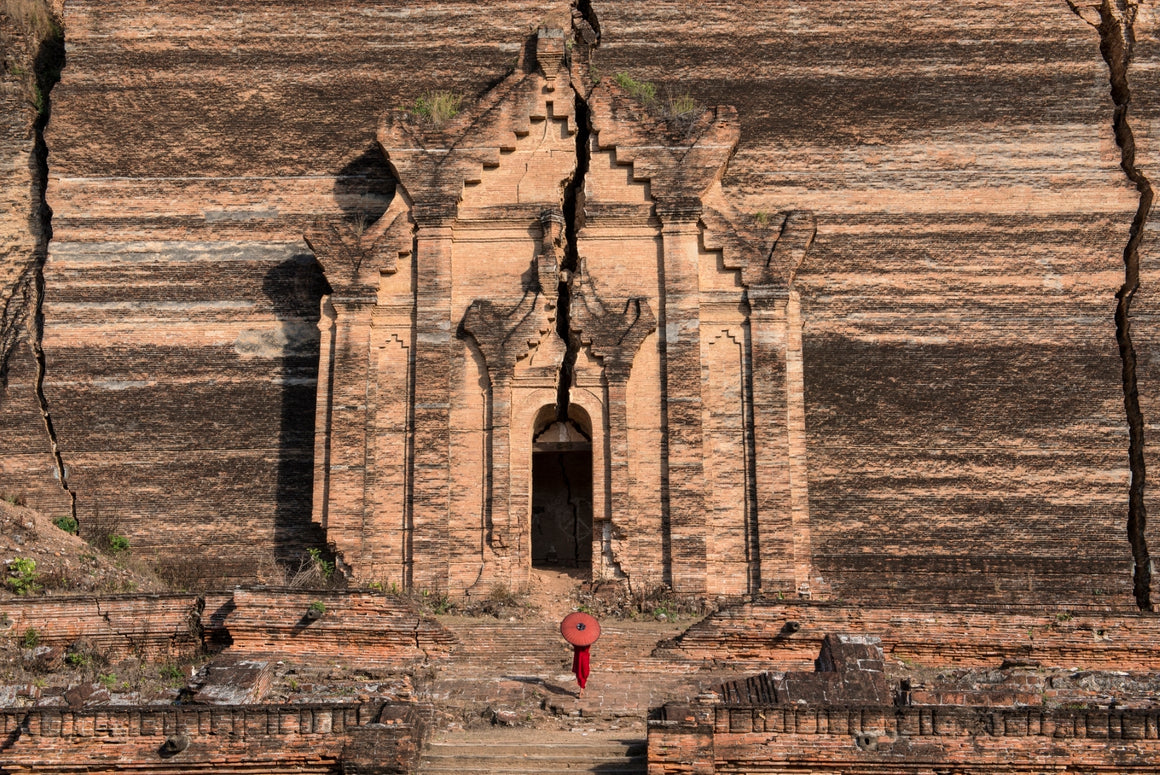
[
  {"xmin": 306, "ymin": 29, "xmax": 819, "ymax": 597},
  {"xmin": 1, "ymin": 0, "xmax": 1152, "ymax": 609},
  {"xmin": 4, "ymin": 0, "xmax": 1160, "ymax": 772}
]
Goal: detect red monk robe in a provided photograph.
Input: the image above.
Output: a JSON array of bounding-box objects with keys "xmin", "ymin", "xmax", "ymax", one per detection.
[{"xmin": 572, "ymin": 644, "xmax": 590, "ymax": 696}]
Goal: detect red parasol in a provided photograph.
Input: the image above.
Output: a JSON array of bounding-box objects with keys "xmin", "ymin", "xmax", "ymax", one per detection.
[{"xmin": 560, "ymin": 612, "xmax": 601, "ymax": 647}]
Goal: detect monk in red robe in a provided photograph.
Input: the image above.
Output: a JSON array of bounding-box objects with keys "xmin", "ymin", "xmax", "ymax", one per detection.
[{"xmin": 572, "ymin": 644, "xmax": 590, "ymax": 698}]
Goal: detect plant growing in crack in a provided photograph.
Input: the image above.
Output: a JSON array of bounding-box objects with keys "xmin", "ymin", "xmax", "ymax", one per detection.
[{"xmin": 615, "ymin": 71, "xmax": 656, "ymax": 103}]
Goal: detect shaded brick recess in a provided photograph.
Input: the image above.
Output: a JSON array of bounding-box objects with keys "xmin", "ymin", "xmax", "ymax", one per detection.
[{"xmin": 0, "ymin": 0, "xmax": 1152, "ymax": 605}]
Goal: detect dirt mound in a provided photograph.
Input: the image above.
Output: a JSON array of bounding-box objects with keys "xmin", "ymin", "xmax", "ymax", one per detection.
[
  {"xmin": 523, "ymin": 567, "xmax": 588, "ymax": 618},
  {"xmin": 0, "ymin": 500, "xmax": 166, "ymax": 597}
]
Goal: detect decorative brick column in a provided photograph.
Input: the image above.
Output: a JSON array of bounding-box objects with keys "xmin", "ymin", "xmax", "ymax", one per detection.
[{"xmin": 657, "ymin": 201, "xmax": 709, "ymax": 594}]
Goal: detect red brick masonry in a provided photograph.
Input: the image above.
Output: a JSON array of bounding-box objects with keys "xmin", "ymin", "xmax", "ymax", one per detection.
[
  {"xmin": 648, "ymin": 704, "xmax": 1160, "ymax": 774},
  {"xmin": 0, "ymin": 702, "xmax": 424, "ymax": 774}
]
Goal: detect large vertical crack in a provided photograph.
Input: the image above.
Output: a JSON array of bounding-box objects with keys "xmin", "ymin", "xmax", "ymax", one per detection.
[
  {"xmin": 555, "ymin": 2, "xmax": 598, "ymax": 421},
  {"xmin": 22, "ymin": 5, "xmax": 74, "ymax": 524},
  {"xmin": 1068, "ymin": 0, "xmax": 1155, "ymax": 609}
]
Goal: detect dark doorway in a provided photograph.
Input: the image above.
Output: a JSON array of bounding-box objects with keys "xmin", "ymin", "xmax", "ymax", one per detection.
[{"xmin": 531, "ymin": 419, "xmax": 593, "ymax": 568}]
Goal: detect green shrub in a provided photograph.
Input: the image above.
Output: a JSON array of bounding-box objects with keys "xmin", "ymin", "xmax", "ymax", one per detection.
[
  {"xmin": 53, "ymin": 515, "xmax": 78, "ymax": 534},
  {"xmin": 160, "ymin": 664, "xmax": 185, "ymax": 686},
  {"xmin": 307, "ymin": 548, "xmax": 334, "ymax": 581},
  {"xmin": 106, "ymin": 534, "xmax": 130, "ymax": 554},
  {"xmin": 420, "ymin": 589, "xmax": 454, "ymax": 615},
  {"xmin": 7, "ymin": 557, "xmax": 41, "ymax": 596},
  {"xmin": 65, "ymin": 651, "xmax": 91, "ymax": 668}
]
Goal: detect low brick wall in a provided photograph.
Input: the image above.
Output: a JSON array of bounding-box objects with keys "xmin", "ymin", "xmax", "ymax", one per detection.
[
  {"xmin": 648, "ymin": 704, "xmax": 1160, "ymax": 774},
  {"xmin": 223, "ymin": 588, "xmax": 455, "ymax": 665},
  {"xmin": 1, "ymin": 588, "xmax": 455, "ymax": 666},
  {"xmin": 660, "ymin": 601, "xmax": 1160, "ymax": 670},
  {"xmin": 0, "ymin": 702, "xmax": 425, "ymax": 774},
  {"xmin": 0, "ymin": 594, "xmax": 202, "ymax": 661}
]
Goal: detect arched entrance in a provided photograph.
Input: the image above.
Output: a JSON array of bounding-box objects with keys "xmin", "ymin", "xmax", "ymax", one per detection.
[{"xmin": 531, "ymin": 407, "xmax": 593, "ymax": 568}]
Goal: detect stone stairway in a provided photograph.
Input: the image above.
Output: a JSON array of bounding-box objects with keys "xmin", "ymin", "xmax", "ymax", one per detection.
[
  {"xmin": 414, "ymin": 575, "xmax": 753, "ymax": 773},
  {"xmin": 418, "ymin": 727, "xmax": 647, "ymax": 775},
  {"xmin": 427, "ymin": 616, "xmax": 720, "ymax": 723}
]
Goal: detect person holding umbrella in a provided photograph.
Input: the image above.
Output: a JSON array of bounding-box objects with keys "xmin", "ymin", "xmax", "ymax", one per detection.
[{"xmin": 560, "ymin": 611, "xmax": 601, "ymax": 698}]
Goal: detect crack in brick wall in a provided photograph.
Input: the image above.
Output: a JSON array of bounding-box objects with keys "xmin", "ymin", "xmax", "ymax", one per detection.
[
  {"xmin": 555, "ymin": 2, "xmax": 598, "ymax": 423},
  {"xmin": 15, "ymin": 2, "xmax": 75, "ymax": 527},
  {"xmin": 1067, "ymin": 0, "xmax": 1155, "ymax": 610}
]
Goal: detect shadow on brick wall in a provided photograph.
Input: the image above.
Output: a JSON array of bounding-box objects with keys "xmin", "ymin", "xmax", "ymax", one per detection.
[{"xmin": 262, "ymin": 253, "xmax": 331, "ymax": 571}]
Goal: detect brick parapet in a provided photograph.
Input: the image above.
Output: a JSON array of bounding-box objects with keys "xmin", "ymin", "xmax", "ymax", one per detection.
[
  {"xmin": 648, "ymin": 705, "xmax": 1160, "ymax": 774},
  {"xmin": 0, "ymin": 701, "xmax": 425, "ymax": 774},
  {"xmin": 702, "ymin": 704, "xmax": 1160, "ymax": 739}
]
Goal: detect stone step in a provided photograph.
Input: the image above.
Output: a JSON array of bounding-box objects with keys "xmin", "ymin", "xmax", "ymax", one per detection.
[{"xmin": 418, "ymin": 731, "xmax": 646, "ymax": 775}]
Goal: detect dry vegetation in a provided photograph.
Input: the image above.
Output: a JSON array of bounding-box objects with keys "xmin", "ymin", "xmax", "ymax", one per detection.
[
  {"xmin": 411, "ymin": 90, "xmax": 462, "ymax": 126},
  {"xmin": 0, "ymin": 499, "xmax": 166, "ymax": 597},
  {"xmin": 1, "ymin": 0, "xmax": 63, "ymax": 116},
  {"xmin": 4, "ymin": 0, "xmax": 59, "ymax": 40}
]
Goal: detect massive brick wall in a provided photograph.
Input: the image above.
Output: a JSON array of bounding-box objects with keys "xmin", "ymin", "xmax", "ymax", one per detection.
[
  {"xmin": 0, "ymin": 1, "xmax": 72, "ymax": 529},
  {"xmin": 10, "ymin": 0, "xmax": 573, "ymax": 582},
  {"xmin": 0, "ymin": 0, "xmax": 1153, "ymax": 602},
  {"xmin": 594, "ymin": 0, "xmax": 1152, "ymax": 606}
]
